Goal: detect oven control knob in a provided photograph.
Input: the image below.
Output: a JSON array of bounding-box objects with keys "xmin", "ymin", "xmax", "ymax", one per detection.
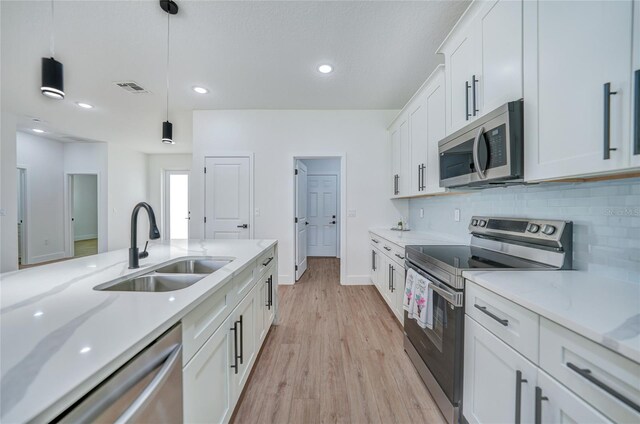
[
  {"xmin": 472, "ymin": 219, "xmax": 478, "ymax": 226},
  {"xmin": 478, "ymin": 220, "xmax": 487, "ymax": 227},
  {"xmin": 527, "ymin": 223, "xmax": 540, "ymax": 233},
  {"xmin": 541, "ymin": 224, "xmax": 556, "ymax": 236}
]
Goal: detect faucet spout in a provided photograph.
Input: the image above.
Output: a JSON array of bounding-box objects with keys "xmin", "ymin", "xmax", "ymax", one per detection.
[{"xmin": 129, "ymin": 202, "xmax": 160, "ymax": 269}]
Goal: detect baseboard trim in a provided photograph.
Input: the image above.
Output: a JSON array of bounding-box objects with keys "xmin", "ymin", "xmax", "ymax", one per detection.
[
  {"xmin": 343, "ymin": 275, "xmax": 373, "ymax": 286},
  {"xmin": 74, "ymin": 234, "xmax": 98, "ymax": 241},
  {"xmin": 278, "ymin": 274, "xmax": 294, "ymax": 285},
  {"xmin": 31, "ymin": 251, "xmax": 66, "ymax": 264}
]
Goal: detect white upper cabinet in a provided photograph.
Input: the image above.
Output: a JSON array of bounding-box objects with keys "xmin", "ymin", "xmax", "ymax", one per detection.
[
  {"xmin": 439, "ymin": 0, "xmax": 522, "ymax": 135},
  {"xmin": 390, "ymin": 114, "xmax": 410, "ymax": 198},
  {"xmin": 424, "ymin": 68, "xmax": 447, "ymax": 194},
  {"xmin": 409, "ymin": 93, "xmax": 428, "ymax": 196},
  {"xmin": 631, "ymin": 0, "xmax": 640, "ymax": 168},
  {"xmin": 524, "ymin": 0, "xmax": 635, "ymax": 181}
]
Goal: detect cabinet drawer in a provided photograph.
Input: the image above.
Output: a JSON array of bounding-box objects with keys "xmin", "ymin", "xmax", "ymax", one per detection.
[
  {"xmin": 234, "ymin": 264, "xmax": 256, "ymax": 301},
  {"xmin": 466, "ymin": 282, "xmax": 539, "ymax": 363},
  {"xmin": 254, "ymin": 246, "xmax": 275, "ymax": 279},
  {"xmin": 390, "ymin": 243, "xmax": 406, "ymax": 264},
  {"xmin": 182, "ymin": 282, "xmax": 233, "ymax": 365},
  {"xmin": 369, "ymin": 233, "xmax": 382, "ymax": 247},
  {"xmin": 539, "ymin": 318, "xmax": 640, "ymax": 423}
]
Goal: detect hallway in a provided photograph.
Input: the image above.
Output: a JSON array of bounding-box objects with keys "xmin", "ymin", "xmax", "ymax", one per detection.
[{"xmin": 232, "ymin": 257, "xmax": 445, "ymax": 424}]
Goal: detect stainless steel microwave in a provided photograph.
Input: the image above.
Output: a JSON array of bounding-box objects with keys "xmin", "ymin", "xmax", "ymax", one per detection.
[{"xmin": 438, "ymin": 100, "xmax": 523, "ymax": 188}]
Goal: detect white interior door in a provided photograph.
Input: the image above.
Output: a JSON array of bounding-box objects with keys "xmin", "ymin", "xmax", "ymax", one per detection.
[
  {"xmin": 295, "ymin": 161, "xmax": 308, "ymax": 280},
  {"xmin": 164, "ymin": 170, "xmax": 190, "ymax": 239},
  {"xmin": 205, "ymin": 157, "xmax": 250, "ymax": 239},
  {"xmin": 307, "ymin": 175, "xmax": 337, "ymax": 257}
]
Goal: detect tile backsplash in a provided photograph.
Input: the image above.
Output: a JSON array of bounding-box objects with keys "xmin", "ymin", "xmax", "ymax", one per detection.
[{"xmin": 408, "ymin": 177, "xmax": 640, "ymax": 284}]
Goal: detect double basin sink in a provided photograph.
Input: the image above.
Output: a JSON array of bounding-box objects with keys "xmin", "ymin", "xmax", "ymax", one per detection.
[{"xmin": 94, "ymin": 258, "xmax": 232, "ymax": 292}]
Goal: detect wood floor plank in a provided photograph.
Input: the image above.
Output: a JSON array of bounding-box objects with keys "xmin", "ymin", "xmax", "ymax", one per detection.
[{"xmin": 231, "ymin": 257, "xmax": 446, "ymax": 424}]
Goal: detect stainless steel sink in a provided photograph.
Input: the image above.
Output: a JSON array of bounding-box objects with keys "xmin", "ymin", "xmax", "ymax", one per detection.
[
  {"xmin": 98, "ymin": 274, "xmax": 204, "ymax": 292},
  {"xmin": 154, "ymin": 259, "xmax": 231, "ymax": 274}
]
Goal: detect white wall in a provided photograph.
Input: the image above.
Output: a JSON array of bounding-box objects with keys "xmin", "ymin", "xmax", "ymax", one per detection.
[
  {"xmin": 302, "ymin": 158, "xmax": 342, "ymax": 257},
  {"xmin": 64, "ymin": 142, "xmax": 108, "ymax": 253},
  {"xmin": 191, "ymin": 110, "xmax": 403, "ymax": 285},
  {"xmin": 107, "ymin": 144, "xmax": 149, "ymax": 250},
  {"xmin": 16, "ymin": 132, "xmax": 66, "ymax": 264},
  {"xmin": 146, "ymin": 154, "xmax": 192, "ymax": 239},
  {"xmin": 73, "ymin": 175, "xmax": 98, "ymax": 240},
  {"xmin": 0, "ymin": 112, "xmax": 18, "ymax": 272}
]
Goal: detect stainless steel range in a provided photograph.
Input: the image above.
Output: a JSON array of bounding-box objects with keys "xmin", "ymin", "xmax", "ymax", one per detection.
[{"xmin": 403, "ymin": 216, "xmax": 573, "ymax": 424}]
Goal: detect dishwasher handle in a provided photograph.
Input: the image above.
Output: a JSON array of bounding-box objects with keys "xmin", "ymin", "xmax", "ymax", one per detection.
[{"xmin": 115, "ymin": 344, "xmax": 182, "ymax": 423}]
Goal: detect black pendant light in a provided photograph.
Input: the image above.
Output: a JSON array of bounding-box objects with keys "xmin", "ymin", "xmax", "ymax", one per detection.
[
  {"xmin": 41, "ymin": 0, "xmax": 64, "ymax": 99},
  {"xmin": 161, "ymin": 0, "xmax": 178, "ymax": 144}
]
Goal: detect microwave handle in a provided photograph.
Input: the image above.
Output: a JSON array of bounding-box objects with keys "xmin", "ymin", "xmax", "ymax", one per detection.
[{"xmin": 472, "ymin": 126, "xmax": 487, "ymax": 179}]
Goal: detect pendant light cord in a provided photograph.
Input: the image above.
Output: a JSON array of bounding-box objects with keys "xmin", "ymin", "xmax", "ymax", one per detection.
[
  {"xmin": 166, "ymin": 9, "xmax": 170, "ymax": 121},
  {"xmin": 50, "ymin": 0, "xmax": 55, "ymax": 57}
]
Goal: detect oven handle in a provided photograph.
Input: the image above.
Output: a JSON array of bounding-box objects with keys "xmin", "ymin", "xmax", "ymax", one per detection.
[
  {"xmin": 472, "ymin": 126, "xmax": 487, "ymax": 179},
  {"xmin": 405, "ymin": 260, "xmax": 463, "ymax": 308}
]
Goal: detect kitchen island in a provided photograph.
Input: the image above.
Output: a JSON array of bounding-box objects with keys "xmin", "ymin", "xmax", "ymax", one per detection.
[{"xmin": 0, "ymin": 239, "xmax": 277, "ymax": 423}]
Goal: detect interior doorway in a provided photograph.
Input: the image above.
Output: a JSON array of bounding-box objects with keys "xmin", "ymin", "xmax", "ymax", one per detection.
[
  {"xmin": 164, "ymin": 170, "xmax": 190, "ymax": 239},
  {"xmin": 17, "ymin": 168, "xmax": 27, "ymax": 266},
  {"xmin": 68, "ymin": 174, "xmax": 99, "ymax": 258},
  {"xmin": 293, "ymin": 156, "xmax": 343, "ymax": 283}
]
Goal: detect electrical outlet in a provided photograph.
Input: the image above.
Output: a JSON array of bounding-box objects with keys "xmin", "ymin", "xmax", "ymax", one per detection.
[
  {"xmin": 419, "ymin": 208, "xmax": 424, "ymax": 218},
  {"xmin": 454, "ymin": 208, "xmax": 461, "ymax": 222},
  {"xmin": 44, "ymin": 239, "xmax": 49, "ymax": 246},
  {"xmin": 0, "ymin": 208, "xmax": 6, "ymax": 217}
]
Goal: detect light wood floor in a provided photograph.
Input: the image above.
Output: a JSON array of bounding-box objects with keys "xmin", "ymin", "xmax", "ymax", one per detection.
[
  {"xmin": 232, "ymin": 257, "xmax": 445, "ymax": 424},
  {"xmin": 74, "ymin": 238, "xmax": 98, "ymax": 257}
]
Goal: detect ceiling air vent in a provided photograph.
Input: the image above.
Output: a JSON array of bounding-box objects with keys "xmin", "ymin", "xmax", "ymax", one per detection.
[{"xmin": 113, "ymin": 81, "xmax": 151, "ymax": 94}]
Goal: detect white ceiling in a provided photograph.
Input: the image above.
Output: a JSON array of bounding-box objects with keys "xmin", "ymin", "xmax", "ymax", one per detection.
[{"xmin": 1, "ymin": 0, "xmax": 469, "ymax": 153}]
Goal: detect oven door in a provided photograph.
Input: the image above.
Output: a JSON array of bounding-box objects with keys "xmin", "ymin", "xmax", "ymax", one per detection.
[
  {"xmin": 404, "ymin": 260, "xmax": 464, "ymax": 405},
  {"xmin": 438, "ymin": 100, "xmax": 523, "ymax": 188}
]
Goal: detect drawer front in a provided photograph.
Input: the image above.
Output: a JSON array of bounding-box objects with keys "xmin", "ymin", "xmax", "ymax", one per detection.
[
  {"xmin": 254, "ymin": 246, "xmax": 275, "ymax": 279},
  {"xmin": 390, "ymin": 243, "xmax": 406, "ymax": 264},
  {"xmin": 539, "ymin": 318, "xmax": 640, "ymax": 423},
  {"xmin": 466, "ymin": 282, "xmax": 539, "ymax": 363},
  {"xmin": 182, "ymin": 282, "xmax": 233, "ymax": 365},
  {"xmin": 369, "ymin": 233, "xmax": 382, "ymax": 247}
]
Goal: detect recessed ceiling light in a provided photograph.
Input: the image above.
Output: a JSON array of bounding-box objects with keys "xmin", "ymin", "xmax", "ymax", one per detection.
[
  {"xmin": 192, "ymin": 86, "xmax": 209, "ymax": 94},
  {"xmin": 32, "ymin": 129, "xmax": 45, "ymax": 133},
  {"xmin": 76, "ymin": 102, "xmax": 93, "ymax": 109},
  {"xmin": 318, "ymin": 64, "xmax": 333, "ymax": 74}
]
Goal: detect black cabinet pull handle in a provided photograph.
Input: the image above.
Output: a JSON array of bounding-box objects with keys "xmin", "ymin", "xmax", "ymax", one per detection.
[
  {"xmin": 634, "ymin": 70, "xmax": 640, "ymax": 155},
  {"xmin": 390, "ymin": 265, "xmax": 395, "ymax": 292},
  {"xmin": 604, "ymin": 82, "xmax": 619, "ymax": 159},
  {"xmin": 262, "ymin": 256, "xmax": 273, "ymax": 267},
  {"xmin": 395, "ymin": 253, "xmax": 405, "ymax": 260},
  {"xmin": 230, "ymin": 321, "xmax": 239, "ymax": 374},
  {"xmin": 566, "ymin": 362, "xmax": 640, "ymax": 413},
  {"xmin": 238, "ymin": 315, "xmax": 244, "ymax": 365},
  {"xmin": 534, "ymin": 386, "xmax": 548, "ymax": 424},
  {"xmin": 465, "ymin": 80, "xmax": 471, "ymax": 120},
  {"xmin": 265, "ymin": 276, "xmax": 271, "ymax": 309},
  {"xmin": 515, "ymin": 370, "xmax": 528, "ymax": 424},
  {"xmin": 372, "ymin": 250, "xmax": 376, "ymax": 271},
  {"xmin": 421, "ymin": 164, "xmax": 426, "ymax": 190},
  {"xmin": 418, "ymin": 165, "xmax": 421, "ymax": 191},
  {"xmin": 267, "ymin": 275, "xmax": 273, "ymax": 309},
  {"xmin": 372, "ymin": 238, "xmax": 379, "ymax": 244},
  {"xmin": 388, "ymin": 264, "xmax": 392, "ymax": 291},
  {"xmin": 472, "ymin": 75, "xmax": 479, "ymax": 116},
  {"xmin": 384, "ymin": 246, "xmax": 391, "ymax": 251},
  {"xmin": 474, "ymin": 304, "xmax": 509, "ymax": 326}
]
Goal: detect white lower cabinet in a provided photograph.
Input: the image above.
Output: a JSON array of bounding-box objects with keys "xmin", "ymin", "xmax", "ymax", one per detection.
[
  {"xmin": 232, "ymin": 284, "xmax": 258, "ymax": 393},
  {"xmin": 391, "ymin": 262, "xmax": 405, "ymax": 322},
  {"xmin": 183, "ymin": 313, "xmax": 235, "ymax": 424},
  {"xmin": 369, "ymin": 233, "xmax": 405, "ymax": 325},
  {"xmin": 257, "ymin": 265, "xmax": 276, "ymax": 345},
  {"xmin": 464, "ymin": 316, "xmax": 537, "ymax": 424},
  {"xmin": 536, "ymin": 369, "xmax": 612, "ymax": 424}
]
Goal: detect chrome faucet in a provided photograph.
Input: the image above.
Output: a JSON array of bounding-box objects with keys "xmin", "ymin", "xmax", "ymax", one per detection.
[{"xmin": 129, "ymin": 202, "xmax": 161, "ymax": 269}]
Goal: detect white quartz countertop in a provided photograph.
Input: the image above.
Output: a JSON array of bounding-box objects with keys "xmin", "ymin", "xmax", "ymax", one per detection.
[
  {"xmin": 0, "ymin": 239, "xmax": 276, "ymax": 423},
  {"xmin": 369, "ymin": 228, "xmax": 462, "ymax": 247},
  {"xmin": 463, "ymin": 270, "xmax": 640, "ymax": 364}
]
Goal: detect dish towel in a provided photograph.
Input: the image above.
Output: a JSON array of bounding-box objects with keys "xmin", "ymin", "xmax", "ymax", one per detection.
[
  {"xmin": 403, "ymin": 268, "xmax": 418, "ymax": 311},
  {"xmin": 407, "ymin": 271, "xmax": 434, "ymax": 329}
]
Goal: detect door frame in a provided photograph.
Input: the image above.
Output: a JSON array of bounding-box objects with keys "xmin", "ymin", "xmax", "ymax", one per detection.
[
  {"xmin": 16, "ymin": 167, "xmax": 29, "ymax": 265},
  {"xmin": 203, "ymin": 154, "xmax": 255, "ymax": 239},
  {"xmin": 163, "ymin": 169, "xmax": 191, "ymax": 240},
  {"xmin": 292, "ymin": 154, "xmax": 346, "ymax": 285},
  {"xmin": 64, "ymin": 173, "xmax": 101, "ymax": 258}
]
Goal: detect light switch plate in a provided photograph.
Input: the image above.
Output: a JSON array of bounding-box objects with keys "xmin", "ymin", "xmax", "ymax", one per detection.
[
  {"xmin": 0, "ymin": 208, "xmax": 6, "ymax": 217},
  {"xmin": 454, "ymin": 208, "xmax": 461, "ymax": 222},
  {"xmin": 255, "ymin": 208, "xmax": 261, "ymax": 217},
  {"xmin": 419, "ymin": 208, "xmax": 424, "ymax": 218}
]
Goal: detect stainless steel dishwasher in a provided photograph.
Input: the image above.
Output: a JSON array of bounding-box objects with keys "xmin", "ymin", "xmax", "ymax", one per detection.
[{"xmin": 56, "ymin": 324, "xmax": 183, "ymax": 423}]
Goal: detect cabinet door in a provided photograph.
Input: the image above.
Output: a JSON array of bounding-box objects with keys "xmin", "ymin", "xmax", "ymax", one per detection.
[
  {"xmin": 256, "ymin": 274, "xmax": 268, "ymax": 344},
  {"xmin": 631, "ymin": 0, "xmax": 640, "ymax": 168},
  {"xmin": 232, "ymin": 286, "xmax": 257, "ymax": 398},
  {"xmin": 390, "ymin": 125, "xmax": 401, "ymax": 197},
  {"xmin": 183, "ymin": 314, "xmax": 234, "ymax": 424},
  {"xmin": 445, "ymin": 26, "xmax": 478, "ymax": 134},
  {"xmin": 476, "ymin": 0, "xmax": 522, "ymax": 114},
  {"xmin": 370, "ymin": 247, "xmax": 379, "ymax": 286},
  {"xmin": 398, "ymin": 118, "xmax": 410, "ymax": 196},
  {"xmin": 425, "ymin": 67, "xmax": 447, "ymax": 194},
  {"xmin": 391, "ymin": 263, "xmax": 405, "ymax": 323},
  {"xmin": 524, "ymin": 0, "xmax": 633, "ymax": 181},
  {"xmin": 409, "ymin": 95, "xmax": 428, "ymax": 196},
  {"xmin": 463, "ymin": 316, "xmax": 537, "ymax": 424},
  {"xmin": 379, "ymin": 255, "xmax": 393, "ymax": 306},
  {"xmin": 536, "ymin": 370, "xmax": 612, "ymax": 424}
]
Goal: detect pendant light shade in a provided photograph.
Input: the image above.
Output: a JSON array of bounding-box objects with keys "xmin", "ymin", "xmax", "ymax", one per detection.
[
  {"xmin": 162, "ymin": 121, "xmax": 174, "ymax": 144},
  {"xmin": 41, "ymin": 58, "xmax": 64, "ymax": 100}
]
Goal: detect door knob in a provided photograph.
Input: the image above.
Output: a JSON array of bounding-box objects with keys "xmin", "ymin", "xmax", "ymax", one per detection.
[
  {"xmin": 305, "ymin": 221, "xmax": 309, "ymax": 225},
  {"xmin": 237, "ymin": 224, "xmax": 248, "ymax": 229},
  {"xmin": 330, "ymin": 221, "xmax": 336, "ymax": 224}
]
